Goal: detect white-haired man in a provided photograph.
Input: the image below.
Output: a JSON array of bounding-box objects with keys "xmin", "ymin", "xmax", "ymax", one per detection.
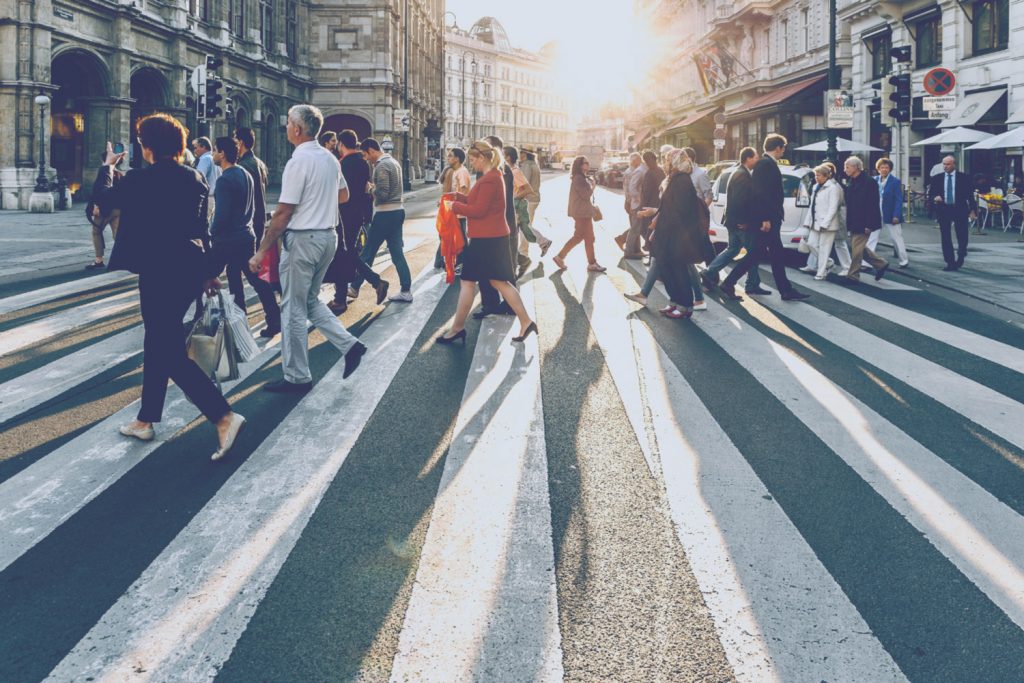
[
  {"xmin": 250, "ymin": 104, "xmax": 367, "ymax": 393},
  {"xmin": 926, "ymin": 155, "xmax": 977, "ymax": 271},
  {"xmin": 843, "ymin": 156, "xmax": 888, "ymax": 283},
  {"xmin": 615, "ymin": 152, "xmax": 647, "ymax": 259}
]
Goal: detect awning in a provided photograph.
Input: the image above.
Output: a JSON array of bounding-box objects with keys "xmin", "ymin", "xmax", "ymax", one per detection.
[
  {"xmin": 632, "ymin": 126, "xmax": 653, "ymax": 148},
  {"xmin": 938, "ymin": 89, "xmax": 1005, "ymax": 128},
  {"xmin": 662, "ymin": 106, "xmax": 719, "ymax": 134},
  {"xmin": 1006, "ymin": 107, "xmax": 1024, "ymax": 125},
  {"xmin": 728, "ymin": 75, "xmax": 826, "ymax": 117}
]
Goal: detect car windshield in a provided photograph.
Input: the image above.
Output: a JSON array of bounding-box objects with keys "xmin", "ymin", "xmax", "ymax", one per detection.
[{"xmin": 786, "ymin": 172, "xmax": 814, "ymax": 207}]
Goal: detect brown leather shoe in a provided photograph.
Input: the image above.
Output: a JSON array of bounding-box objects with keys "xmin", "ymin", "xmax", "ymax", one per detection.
[{"xmin": 328, "ymin": 299, "xmax": 348, "ymax": 315}]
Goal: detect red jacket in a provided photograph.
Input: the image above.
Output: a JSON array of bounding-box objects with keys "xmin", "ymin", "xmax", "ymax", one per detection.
[{"xmin": 451, "ymin": 169, "xmax": 509, "ymax": 238}]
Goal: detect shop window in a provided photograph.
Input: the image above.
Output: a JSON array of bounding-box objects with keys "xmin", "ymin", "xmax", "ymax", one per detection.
[
  {"xmin": 972, "ymin": 0, "xmax": 1008, "ymax": 55},
  {"xmin": 866, "ymin": 32, "xmax": 892, "ymax": 80},
  {"xmin": 914, "ymin": 14, "xmax": 942, "ymax": 68}
]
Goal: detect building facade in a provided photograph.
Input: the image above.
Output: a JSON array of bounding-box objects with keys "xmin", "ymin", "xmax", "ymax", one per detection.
[
  {"xmin": 0, "ymin": 0, "xmax": 314, "ymax": 209},
  {"xmin": 444, "ymin": 17, "xmax": 573, "ymax": 159},
  {"xmin": 310, "ymin": 0, "xmax": 444, "ymax": 181}
]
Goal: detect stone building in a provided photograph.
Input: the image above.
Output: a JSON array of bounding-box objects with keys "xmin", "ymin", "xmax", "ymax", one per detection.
[
  {"xmin": 310, "ymin": 0, "xmax": 445, "ymax": 181},
  {"xmin": 0, "ymin": 0, "xmax": 315, "ymax": 209},
  {"xmin": 444, "ymin": 17, "xmax": 573, "ymax": 158}
]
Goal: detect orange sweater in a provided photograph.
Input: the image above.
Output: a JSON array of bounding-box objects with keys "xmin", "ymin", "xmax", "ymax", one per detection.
[{"xmin": 451, "ymin": 169, "xmax": 509, "ymax": 238}]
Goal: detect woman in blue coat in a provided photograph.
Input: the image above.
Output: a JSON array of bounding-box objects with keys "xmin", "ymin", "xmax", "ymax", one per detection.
[{"xmin": 869, "ymin": 158, "xmax": 909, "ymax": 267}]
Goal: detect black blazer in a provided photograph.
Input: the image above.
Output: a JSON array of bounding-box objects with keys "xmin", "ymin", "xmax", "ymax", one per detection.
[
  {"xmin": 843, "ymin": 173, "xmax": 882, "ymax": 234},
  {"xmin": 751, "ymin": 155, "xmax": 785, "ymax": 225},
  {"xmin": 94, "ymin": 160, "xmax": 211, "ymax": 277},
  {"xmin": 237, "ymin": 151, "xmax": 269, "ymax": 232},
  {"xmin": 723, "ymin": 167, "xmax": 754, "ymax": 229},
  {"xmin": 927, "ymin": 170, "xmax": 977, "ymax": 216}
]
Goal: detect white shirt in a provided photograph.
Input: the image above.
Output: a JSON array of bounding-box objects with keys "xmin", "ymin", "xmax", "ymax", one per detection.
[
  {"xmin": 690, "ymin": 165, "xmax": 713, "ymax": 203},
  {"xmin": 278, "ymin": 140, "xmax": 348, "ymax": 230},
  {"xmin": 196, "ymin": 152, "xmax": 221, "ymax": 193}
]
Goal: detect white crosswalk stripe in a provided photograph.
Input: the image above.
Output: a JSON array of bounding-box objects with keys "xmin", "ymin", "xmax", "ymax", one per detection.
[{"xmin": 2, "ymin": 198, "xmax": 1024, "ymax": 681}]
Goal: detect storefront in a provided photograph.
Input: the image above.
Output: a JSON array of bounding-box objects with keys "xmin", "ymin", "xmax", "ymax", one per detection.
[{"xmin": 723, "ymin": 74, "xmax": 827, "ymax": 161}]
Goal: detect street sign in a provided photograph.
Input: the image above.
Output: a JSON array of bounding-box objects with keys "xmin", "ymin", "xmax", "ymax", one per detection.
[
  {"xmin": 922, "ymin": 96, "xmax": 957, "ymax": 111},
  {"xmin": 190, "ymin": 65, "xmax": 204, "ymax": 95},
  {"xmin": 713, "ymin": 113, "xmax": 727, "ymax": 126},
  {"xmin": 393, "ymin": 109, "xmax": 410, "ymax": 132},
  {"xmin": 381, "ymin": 135, "xmax": 395, "ymax": 152},
  {"xmin": 928, "ymin": 110, "xmax": 951, "ymax": 120},
  {"xmin": 713, "ymin": 138, "xmax": 726, "ymax": 149},
  {"xmin": 712, "ymin": 128, "xmax": 727, "ymax": 140},
  {"xmin": 923, "ymin": 67, "xmax": 956, "ymax": 97},
  {"xmin": 826, "ymin": 89, "xmax": 854, "ymax": 129}
]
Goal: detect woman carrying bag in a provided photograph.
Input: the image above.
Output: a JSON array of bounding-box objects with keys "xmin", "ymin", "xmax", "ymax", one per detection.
[
  {"xmin": 92, "ymin": 115, "xmax": 245, "ymax": 462},
  {"xmin": 801, "ymin": 164, "xmax": 844, "ymax": 280},
  {"xmin": 552, "ymin": 156, "xmax": 606, "ymax": 273},
  {"xmin": 436, "ymin": 141, "xmax": 537, "ymax": 345}
]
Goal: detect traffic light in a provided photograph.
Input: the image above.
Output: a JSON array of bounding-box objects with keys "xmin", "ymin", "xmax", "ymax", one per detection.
[
  {"xmin": 204, "ymin": 76, "xmax": 223, "ymax": 119},
  {"xmin": 873, "ymin": 78, "xmax": 895, "ymax": 127},
  {"xmin": 206, "ymin": 55, "xmax": 223, "ymax": 71},
  {"xmin": 891, "ymin": 46, "xmax": 912, "ymax": 64},
  {"xmin": 200, "ymin": 55, "xmax": 224, "ymax": 120},
  {"xmin": 887, "ymin": 73, "xmax": 912, "ymax": 123}
]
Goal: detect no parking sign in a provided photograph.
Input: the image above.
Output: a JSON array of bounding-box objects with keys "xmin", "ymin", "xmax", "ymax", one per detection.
[{"xmin": 923, "ymin": 68, "xmax": 956, "ymax": 97}]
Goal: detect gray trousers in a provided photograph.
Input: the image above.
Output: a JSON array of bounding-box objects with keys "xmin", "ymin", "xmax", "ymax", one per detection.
[
  {"xmin": 280, "ymin": 229, "xmax": 360, "ymax": 384},
  {"xmin": 624, "ymin": 211, "xmax": 645, "ymax": 256}
]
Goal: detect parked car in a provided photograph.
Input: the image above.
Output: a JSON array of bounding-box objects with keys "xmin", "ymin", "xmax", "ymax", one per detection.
[
  {"xmin": 601, "ymin": 161, "xmax": 630, "ymax": 188},
  {"xmin": 705, "ymin": 160, "xmax": 737, "ymax": 183},
  {"xmin": 707, "ymin": 162, "xmax": 814, "ymax": 252}
]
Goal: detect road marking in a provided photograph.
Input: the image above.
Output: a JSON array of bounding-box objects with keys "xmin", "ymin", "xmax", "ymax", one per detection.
[
  {"xmin": 45, "ymin": 266, "xmax": 448, "ymax": 683},
  {"xmin": 795, "ymin": 275, "xmax": 1024, "ymax": 374},
  {"xmin": 0, "ymin": 272, "xmax": 135, "ymax": 316},
  {"xmin": 9, "ymin": 246, "xmax": 93, "ymax": 265},
  {"xmin": 560, "ymin": 256, "xmax": 904, "ymax": 682},
  {"xmin": 390, "ymin": 281, "xmax": 563, "ymax": 683},
  {"xmin": 0, "ymin": 290, "xmax": 138, "ymax": 358}
]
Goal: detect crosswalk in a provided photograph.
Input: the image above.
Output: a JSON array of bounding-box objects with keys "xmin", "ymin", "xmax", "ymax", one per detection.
[{"xmin": 2, "ymin": 180, "xmax": 1024, "ymax": 682}]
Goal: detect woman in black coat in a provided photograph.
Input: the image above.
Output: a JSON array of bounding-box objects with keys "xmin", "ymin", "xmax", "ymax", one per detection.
[
  {"xmin": 648, "ymin": 150, "xmax": 707, "ymax": 319},
  {"xmin": 93, "ymin": 114, "xmax": 245, "ymax": 461}
]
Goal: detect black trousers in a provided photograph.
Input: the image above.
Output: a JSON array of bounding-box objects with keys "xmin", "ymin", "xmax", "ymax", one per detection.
[
  {"xmin": 937, "ymin": 206, "xmax": 969, "ymax": 265},
  {"xmin": 334, "ymin": 210, "xmax": 381, "ymax": 292},
  {"xmin": 209, "ymin": 238, "xmax": 281, "ymax": 329},
  {"xmin": 137, "ymin": 273, "xmax": 231, "ymax": 424},
  {"xmin": 479, "ymin": 225, "xmax": 519, "ymax": 309},
  {"xmin": 722, "ymin": 222, "xmax": 793, "ymax": 293}
]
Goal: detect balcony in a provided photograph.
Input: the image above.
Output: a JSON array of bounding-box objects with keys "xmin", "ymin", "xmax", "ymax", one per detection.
[{"xmin": 713, "ymin": 0, "xmax": 777, "ymax": 26}]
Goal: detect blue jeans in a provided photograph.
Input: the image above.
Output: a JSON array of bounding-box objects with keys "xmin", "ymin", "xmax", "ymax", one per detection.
[
  {"xmin": 706, "ymin": 227, "xmax": 761, "ymax": 289},
  {"xmin": 353, "ymin": 209, "xmax": 411, "ymax": 292},
  {"xmin": 641, "ymin": 258, "xmax": 702, "ymax": 303}
]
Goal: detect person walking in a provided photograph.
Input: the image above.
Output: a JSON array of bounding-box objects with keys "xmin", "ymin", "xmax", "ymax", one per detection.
[
  {"xmin": 434, "ymin": 147, "xmax": 472, "ymax": 271},
  {"xmin": 701, "ymin": 147, "xmax": 765, "ymax": 292},
  {"xmin": 927, "ymin": 155, "xmax": 977, "ymax": 271},
  {"xmin": 437, "ymin": 140, "xmax": 537, "ymax": 344},
  {"xmin": 94, "ymin": 117, "xmax": 245, "ymax": 461},
  {"xmin": 553, "ymin": 156, "xmax": 606, "ymax": 273},
  {"xmin": 712, "ymin": 134, "xmax": 809, "ymax": 302},
  {"xmin": 207, "ymin": 137, "xmax": 281, "ymax": 336},
  {"xmin": 800, "ymin": 164, "xmax": 844, "ymax": 280},
  {"xmin": 505, "ymin": 146, "xmax": 539, "ymax": 278},
  {"xmin": 519, "ymin": 148, "xmax": 552, "ymax": 254},
  {"xmin": 842, "ymin": 156, "xmax": 888, "ymax": 283},
  {"xmin": 867, "ymin": 158, "xmax": 909, "ymax": 267},
  {"xmin": 639, "ymin": 150, "xmax": 665, "ymax": 249},
  {"xmin": 474, "ymin": 134, "xmax": 521, "ymax": 318},
  {"xmin": 349, "ymin": 138, "xmax": 414, "ymax": 302},
  {"xmin": 85, "ymin": 153, "xmax": 122, "ymax": 270},
  {"xmin": 326, "ymin": 130, "xmax": 390, "ymax": 313},
  {"xmin": 249, "ymin": 104, "xmax": 367, "ymax": 393},
  {"xmin": 233, "ymin": 127, "xmax": 270, "ymax": 251},
  {"xmin": 646, "ymin": 149, "xmax": 707, "ymax": 319},
  {"xmin": 319, "ymin": 131, "xmax": 339, "ymax": 157},
  {"xmin": 615, "ymin": 152, "xmax": 647, "ymax": 259},
  {"xmin": 192, "ymin": 137, "xmax": 220, "ymax": 218}
]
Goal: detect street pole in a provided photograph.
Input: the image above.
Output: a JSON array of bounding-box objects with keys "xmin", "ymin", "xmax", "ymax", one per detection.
[
  {"xmin": 513, "ymin": 102, "xmax": 517, "ymax": 148},
  {"xmin": 34, "ymin": 95, "xmax": 50, "ymax": 193},
  {"xmin": 401, "ymin": 0, "xmax": 412, "ymax": 191},
  {"xmin": 472, "ymin": 61, "xmax": 478, "ymax": 142},
  {"xmin": 825, "ymin": 0, "xmax": 838, "ymax": 164}
]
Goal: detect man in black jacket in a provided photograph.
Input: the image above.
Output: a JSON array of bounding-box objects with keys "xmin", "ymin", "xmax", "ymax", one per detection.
[
  {"xmin": 927, "ymin": 155, "xmax": 978, "ymax": 271},
  {"xmin": 701, "ymin": 147, "xmax": 766, "ymax": 294},
  {"xmin": 843, "ymin": 156, "xmax": 888, "ymax": 282},
  {"xmin": 717, "ymin": 134, "xmax": 808, "ymax": 302},
  {"xmin": 233, "ymin": 127, "xmax": 269, "ymax": 248}
]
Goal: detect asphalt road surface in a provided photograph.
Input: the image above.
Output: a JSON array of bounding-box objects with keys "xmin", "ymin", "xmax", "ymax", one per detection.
[{"xmin": 1, "ymin": 173, "xmax": 1024, "ymax": 682}]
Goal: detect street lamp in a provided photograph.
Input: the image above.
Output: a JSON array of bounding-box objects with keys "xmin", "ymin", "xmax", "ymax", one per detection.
[
  {"xmin": 34, "ymin": 94, "xmax": 51, "ymax": 193},
  {"xmin": 401, "ymin": 0, "xmax": 412, "ymax": 192},
  {"xmin": 825, "ymin": 0, "xmax": 838, "ymax": 164},
  {"xmin": 512, "ymin": 102, "xmax": 518, "ymax": 148},
  {"xmin": 471, "ymin": 60, "xmax": 479, "ymax": 142},
  {"xmin": 460, "ymin": 51, "xmax": 475, "ymax": 143}
]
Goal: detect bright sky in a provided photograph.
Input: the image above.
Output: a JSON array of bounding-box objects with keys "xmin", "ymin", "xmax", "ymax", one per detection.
[{"xmin": 445, "ymin": 0, "xmax": 658, "ymax": 111}]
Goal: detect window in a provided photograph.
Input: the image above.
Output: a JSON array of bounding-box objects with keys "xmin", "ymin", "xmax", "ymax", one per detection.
[
  {"xmin": 915, "ymin": 14, "xmax": 942, "ymax": 68},
  {"xmin": 866, "ymin": 31, "xmax": 892, "ymax": 80},
  {"xmin": 286, "ymin": 1, "xmax": 297, "ymax": 57},
  {"xmin": 229, "ymin": 0, "xmax": 244, "ymax": 35},
  {"xmin": 801, "ymin": 8, "xmax": 809, "ymax": 51},
  {"xmin": 335, "ymin": 29, "xmax": 357, "ymax": 50},
  {"xmin": 200, "ymin": 0, "xmax": 211, "ymax": 22},
  {"xmin": 973, "ymin": 0, "xmax": 1008, "ymax": 55},
  {"xmin": 260, "ymin": 0, "xmax": 274, "ymax": 50},
  {"xmin": 780, "ymin": 19, "xmax": 788, "ymax": 59}
]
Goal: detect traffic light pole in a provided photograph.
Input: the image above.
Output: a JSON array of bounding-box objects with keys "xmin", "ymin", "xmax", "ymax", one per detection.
[
  {"xmin": 825, "ymin": 0, "xmax": 838, "ymax": 164},
  {"xmin": 401, "ymin": 0, "xmax": 412, "ymax": 192}
]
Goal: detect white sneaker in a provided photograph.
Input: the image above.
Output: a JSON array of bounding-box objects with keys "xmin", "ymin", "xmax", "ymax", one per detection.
[
  {"xmin": 838, "ymin": 269, "xmax": 849, "ymax": 277},
  {"xmin": 388, "ymin": 290, "xmax": 414, "ymax": 303},
  {"xmin": 826, "ymin": 259, "xmax": 835, "ymax": 270},
  {"xmin": 119, "ymin": 422, "xmax": 155, "ymax": 441},
  {"xmin": 799, "ymin": 266, "xmax": 816, "ymax": 273},
  {"xmin": 814, "ymin": 274, "xmax": 826, "ymax": 280},
  {"xmin": 692, "ymin": 301, "xmax": 708, "ymax": 311}
]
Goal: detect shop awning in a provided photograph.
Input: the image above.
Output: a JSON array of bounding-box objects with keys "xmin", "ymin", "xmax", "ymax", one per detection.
[
  {"xmin": 938, "ymin": 89, "xmax": 1005, "ymax": 128},
  {"xmin": 632, "ymin": 126, "xmax": 653, "ymax": 147},
  {"xmin": 661, "ymin": 106, "xmax": 719, "ymax": 134},
  {"xmin": 1006, "ymin": 107, "xmax": 1024, "ymax": 125},
  {"xmin": 728, "ymin": 75, "xmax": 826, "ymax": 117}
]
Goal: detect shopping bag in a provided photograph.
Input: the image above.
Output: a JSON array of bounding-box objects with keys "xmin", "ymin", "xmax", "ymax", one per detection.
[
  {"xmin": 798, "ymin": 236, "xmax": 811, "ymax": 254},
  {"xmin": 437, "ymin": 194, "xmax": 466, "ymax": 284},
  {"xmin": 222, "ymin": 292, "xmax": 261, "ymax": 362},
  {"xmin": 258, "ymin": 241, "xmax": 280, "ymax": 284},
  {"xmin": 186, "ymin": 294, "xmax": 239, "ymax": 385}
]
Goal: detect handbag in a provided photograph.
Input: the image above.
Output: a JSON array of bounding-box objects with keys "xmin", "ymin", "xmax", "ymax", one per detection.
[
  {"xmin": 798, "ymin": 237, "xmax": 811, "ymax": 254},
  {"xmin": 591, "ymin": 197, "xmax": 603, "ymax": 222},
  {"xmin": 258, "ymin": 241, "xmax": 281, "ymax": 284},
  {"xmin": 186, "ymin": 293, "xmax": 239, "ymax": 385}
]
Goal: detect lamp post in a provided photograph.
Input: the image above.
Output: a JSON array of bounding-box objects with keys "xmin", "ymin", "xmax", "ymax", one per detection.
[
  {"xmin": 471, "ymin": 60, "xmax": 479, "ymax": 142},
  {"xmin": 460, "ymin": 51, "xmax": 475, "ymax": 144},
  {"xmin": 825, "ymin": 0, "xmax": 838, "ymax": 164},
  {"xmin": 401, "ymin": 0, "xmax": 413, "ymax": 192},
  {"xmin": 513, "ymin": 102, "xmax": 518, "ymax": 148},
  {"xmin": 34, "ymin": 94, "xmax": 51, "ymax": 193}
]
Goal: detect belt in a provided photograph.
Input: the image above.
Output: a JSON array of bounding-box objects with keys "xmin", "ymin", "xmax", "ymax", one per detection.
[{"xmin": 285, "ymin": 227, "xmax": 335, "ymax": 232}]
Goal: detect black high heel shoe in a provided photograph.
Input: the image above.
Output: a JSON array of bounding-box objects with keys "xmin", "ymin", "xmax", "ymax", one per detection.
[
  {"xmin": 512, "ymin": 322, "xmax": 538, "ymax": 343},
  {"xmin": 436, "ymin": 329, "xmax": 467, "ymax": 345}
]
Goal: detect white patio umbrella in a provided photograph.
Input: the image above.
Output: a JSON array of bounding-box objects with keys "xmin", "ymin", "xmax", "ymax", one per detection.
[
  {"xmin": 793, "ymin": 138, "xmax": 883, "ymax": 153},
  {"xmin": 964, "ymin": 127, "xmax": 1024, "ymax": 150},
  {"xmin": 912, "ymin": 126, "xmax": 992, "ymax": 147}
]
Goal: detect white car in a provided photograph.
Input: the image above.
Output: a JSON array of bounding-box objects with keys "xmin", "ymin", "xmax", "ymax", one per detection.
[{"xmin": 708, "ymin": 163, "xmax": 815, "ymax": 251}]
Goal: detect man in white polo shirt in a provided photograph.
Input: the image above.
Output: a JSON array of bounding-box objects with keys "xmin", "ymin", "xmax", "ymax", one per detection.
[{"xmin": 249, "ymin": 104, "xmax": 367, "ymax": 393}]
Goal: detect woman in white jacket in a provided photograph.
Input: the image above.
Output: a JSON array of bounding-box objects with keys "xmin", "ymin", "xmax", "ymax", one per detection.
[{"xmin": 802, "ymin": 164, "xmax": 844, "ymax": 280}]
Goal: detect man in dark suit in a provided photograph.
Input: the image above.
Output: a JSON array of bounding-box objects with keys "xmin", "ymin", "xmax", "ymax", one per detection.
[
  {"xmin": 843, "ymin": 155, "xmax": 887, "ymax": 283},
  {"xmin": 927, "ymin": 155, "xmax": 977, "ymax": 271},
  {"xmin": 701, "ymin": 146, "xmax": 766, "ymax": 294},
  {"xmin": 233, "ymin": 127, "xmax": 269, "ymax": 248},
  {"xmin": 716, "ymin": 134, "xmax": 809, "ymax": 302}
]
